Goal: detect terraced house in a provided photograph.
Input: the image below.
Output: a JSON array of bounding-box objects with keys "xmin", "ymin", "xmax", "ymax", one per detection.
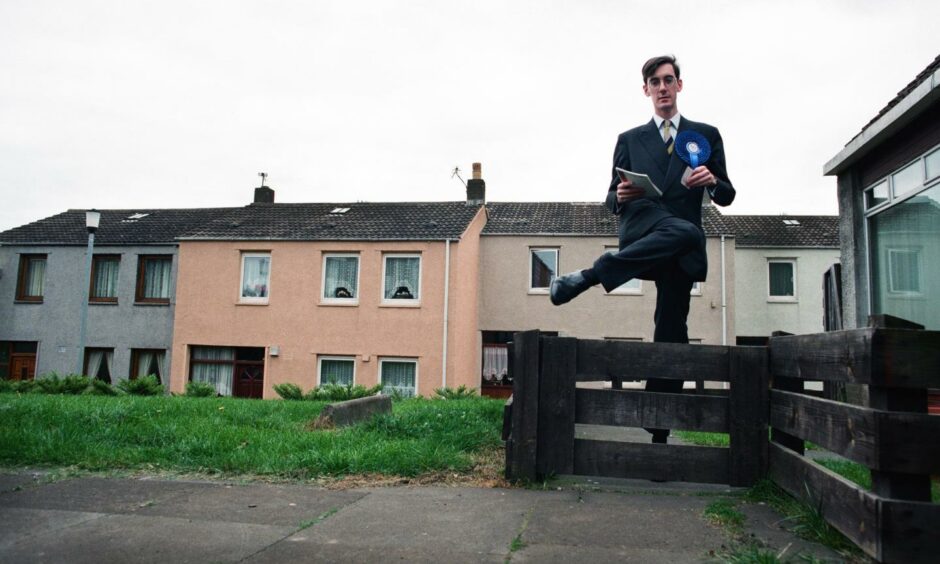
[{"xmin": 0, "ymin": 208, "xmax": 229, "ymax": 383}]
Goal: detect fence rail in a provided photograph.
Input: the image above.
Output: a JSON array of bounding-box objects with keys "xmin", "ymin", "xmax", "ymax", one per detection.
[{"xmin": 504, "ymin": 321, "xmax": 940, "ymax": 563}]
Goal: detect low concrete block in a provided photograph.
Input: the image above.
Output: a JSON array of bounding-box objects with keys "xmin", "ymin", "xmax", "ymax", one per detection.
[{"xmin": 314, "ymin": 395, "xmax": 392, "ymax": 428}]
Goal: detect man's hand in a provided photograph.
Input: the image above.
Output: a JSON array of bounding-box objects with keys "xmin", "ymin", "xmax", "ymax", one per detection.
[
  {"xmin": 685, "ymin": 166, "xmax": 718, "ymax": 188},
  {"xmin": 616, "ymin": 180, "xmax": 645, "ymax": 203}
]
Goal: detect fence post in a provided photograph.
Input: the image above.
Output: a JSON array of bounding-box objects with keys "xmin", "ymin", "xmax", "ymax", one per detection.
[
  {"xmin": 867, "ymin": 315, "xmax": 931, "ymax": 502},
  {"xmin": 769, "ymin": 330, "xmax": 805, "ymax": 455},
  {"xmin": 506, "ymin": 330, "xmax": 540, "ymax": 482},
  {"xmin": 537, "ymin": 337, "xmax": 577, "ymax": 477},
  {"xmin": 729, "ymin": 345, "xmax": 769, "ymax": 486}
]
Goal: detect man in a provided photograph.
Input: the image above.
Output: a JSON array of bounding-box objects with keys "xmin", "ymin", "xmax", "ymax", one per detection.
[{"xmin": 550, "ymin": 55, "xmax": 735, "ymax": 443}]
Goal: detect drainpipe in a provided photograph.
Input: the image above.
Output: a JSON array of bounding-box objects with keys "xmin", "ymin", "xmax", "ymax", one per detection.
[
  {"xmin": 441, "ymin": 239, "xmax": 451, "ymax": 389},
  {"xmin": 720, "ymin": 235, "xmax": 728, "ymax": 346}
]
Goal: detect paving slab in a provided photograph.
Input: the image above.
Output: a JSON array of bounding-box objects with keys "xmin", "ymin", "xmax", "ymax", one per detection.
[
  {"xmin": 135, "ymin": 481, "xmax": 367, "ymax": 527},
  {"xmin": 0, "ymin": 472, "xmax": 48, "ymax": 494},
  {"xmin": 246, "ymin": 542, "xmax": 507, "ymax": 563},
  {"xmin": 0, "ymin": 508, "xmax": 104, "ymax": 549},
  {"xmin": 510, "ymin": 543, "xmax": 705, "ymax": 563},
  {"xmin": 0, "ymin": 513, "xmax": 295, "ymax": 564},
  {"xmin": 739, "ymin": 501, "xmax": 845, "ymax": 562},
  {"xmin": 0, "ymin": 477, "xmax": 214, "ymax": 514}
]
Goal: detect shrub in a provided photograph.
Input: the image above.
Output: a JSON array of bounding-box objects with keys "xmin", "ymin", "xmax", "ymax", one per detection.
[
  {"xmin": 273, "ymin": 382, "xmax": 304, "ymax": 400},
  {"xmin": 0, "ymin": 379, "xmax": 13, "ymax": 393},
  {"xmin": 305, "ymin": 383, "xmax": 383, "ymax": 402},
  {"xmin": 12, "ymin": 380, "xmax": 36, "ymax": 394},
  {"xmin": 31, "ymin": 373, "xmax": 92, "ymax": 395},
  {"xmin": 434, "ymin": 385, "xmax": 477, "ymax": 400},
  {"xmin": 117, "ymin": 375, "xmax": 164, "ymax": 396},
  {"xmin": 185, "ymin": 381, "xmax": 217, "ymax": 397},
  {"xmin": 61, "ymin": 375, "xmax": 93, "ymax": 395},
  {"xmin": 85, "ymin": 378, "xmax": 120, "ymax": 396}
]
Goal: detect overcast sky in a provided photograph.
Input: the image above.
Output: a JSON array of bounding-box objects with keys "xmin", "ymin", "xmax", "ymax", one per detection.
[{"xmin": 2, "ymin": 1, "xmax": 939, "ymax": 231}]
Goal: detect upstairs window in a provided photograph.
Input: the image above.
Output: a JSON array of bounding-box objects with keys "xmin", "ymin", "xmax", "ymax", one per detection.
[
  {"xmin": 16, "ymin": 254, "xmax": 47, "ymax": 302},
  {"xmin": 240, "ymin": 252, "xmax": 271, "ymax": 303},
  {"xmin": 90, "ymin": 255, "xmax": 120, "ymax": 303},
  {"xmin": 530, "ymin": 248, "xmax": 558, "ymax": 292},
  {"xmin": 322, "ymin": 254, "xmax": 359, "ymax": 303},
  {"xmin": 768, "ymin": 259, "xmax": 796, "ymax": 300},
  {"xmin": 136, "ymin": 255, "xmax": 172, "ymax": 303},
  {"xmin": 383, "ymin": 255, "xmax": 420, "ymax": 302}
]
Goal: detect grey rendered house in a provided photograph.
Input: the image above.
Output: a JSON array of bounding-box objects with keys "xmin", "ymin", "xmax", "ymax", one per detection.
[
  {"xmin": 722, "ymin": 214, "xmax": 841, "ymax": 343},
  {"xmin": 824, "ymin": 53, "xmax": 940, "ymax": 330},
  {"xmin": 0, "ymin": 208, "xmax": 228, "ymax": 382}
]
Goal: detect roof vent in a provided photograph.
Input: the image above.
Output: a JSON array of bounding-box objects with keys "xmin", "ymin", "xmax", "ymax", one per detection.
[
  {"xmin": 782, "ymin": 219, "xmax": 801, "ymax": 226},
  {"xmin": 330, "ymin": 207, "xmax": 351, "ymax": 214},
  {"xmin": 127, "ymin": 213, "xmax": 150, "ymax": 220}
]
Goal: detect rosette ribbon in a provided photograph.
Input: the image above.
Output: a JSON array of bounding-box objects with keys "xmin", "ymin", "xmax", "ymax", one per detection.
[{"xmin": 674, "ymin": 130, "xmax": 711, "ymax": 169}]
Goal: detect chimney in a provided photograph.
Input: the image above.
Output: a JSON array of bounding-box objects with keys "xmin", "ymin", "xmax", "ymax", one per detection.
[
  {"xmin": 466, "ymin": 162, "xmax": 485, "ymax": 204},
  {"xmin": 254, "ymin": 184, "xmax": 275, "ymax": 204}
]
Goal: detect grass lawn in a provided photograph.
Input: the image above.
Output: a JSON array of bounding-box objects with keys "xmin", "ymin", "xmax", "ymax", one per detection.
[{"xmin": 0, "ymin": 394, "xmax": 506, "ymax": 482}]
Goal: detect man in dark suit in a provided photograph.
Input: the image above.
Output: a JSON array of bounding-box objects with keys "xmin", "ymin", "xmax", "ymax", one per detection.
[{"xmin": 550, "ymin": 55, "xmax": 735, "ymax": 443}]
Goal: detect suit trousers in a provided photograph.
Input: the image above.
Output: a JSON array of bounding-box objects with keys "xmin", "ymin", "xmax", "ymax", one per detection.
[{"xmin": 591, "ymin": 214, "xmax": 697, "ymax": 443}]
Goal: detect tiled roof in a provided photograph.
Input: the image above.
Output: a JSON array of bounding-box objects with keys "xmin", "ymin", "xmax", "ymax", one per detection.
[
  {"xmin": 850, "ymin": 53, "xmax": 940, "ymax": 144},
  {"xmin": 0, "ymin": 208, "xmax": 233, "ymax": 246},
  {"xmin": 719, "ymin": 215, "xmax": 840, "ymax": 248},
  {"xmin": 482, "ymin": 202, "xmax": 734, "ymax": 237},
  {"xmin": 179, "ymin": 202, "xmax": 484, "ymax": 241}
]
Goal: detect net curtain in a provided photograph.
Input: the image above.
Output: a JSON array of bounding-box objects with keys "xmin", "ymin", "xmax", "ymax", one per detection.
[
  {"xmin": 384, "ymin": 257, "xmax": 419, "ymax": 299},
  {"xmin": 320, "ymin": 359, "xmax": 354, "ymax": 386},
  {"xmin": 25, "ymin": 258, "xmax": 45, "ymax": 296},
  {"xmin": 86, "ymin": 349, "xmax": 113, "ymax": 382},
  {"xmin": 482, "ymin": 345, "xmax": 509, "ymax": 382},
  {"xmin": 136, "ymin": 350, "xmax": 166, "ymax": 383},
  {"xmin": 93, "ymin": 258, "xmax": 120, "ymax": 297},
  {"xmin": 324, "ymin": 257, "xmax": 358, "ymax": 298},
  {"xmin": 242, "ymin": 256, "xmax": 270, "ymax": 298},
  {"xmin": 191, "ymin": 347, "xmax": 234, "ymax": 396},
  {"xmin": 143, "ymin": 259, "xmax": 172, "ymax": 299},
  {"xmin": 381, "ymin": 361, "xmax": 415, "ymax": 397}
]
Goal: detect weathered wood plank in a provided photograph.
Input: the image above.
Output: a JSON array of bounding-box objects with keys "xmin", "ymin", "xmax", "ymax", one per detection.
[
  {"xmin": 729, "ymin": 346, "xmax": 769, "ymax": 487},
  {"xmin": 576, "ymin": 339, "xmax": 731, "ymax": 382},
  {"xmin": 880, "ymin": 498, "xmax": 940, "ymax": 564},
  {"xmin": 869, "ymin": 382, "xmax": 932, "ymax": 502},
  {"xmin": 771, "ymin": 376, "xmax": 805, "ymax": 455},
  {"xmin": 771, "ymin": 390, "xmax": 940, "ymax": 475},
  {"xmin": 573, "ymin": 440, "xmax": 730, "ymax": 484},
  {"xmin": 768, "ymin": 442, "xmax": 880, "ymax": 560},
  {"xmin": 537, "ymin": 337, "xmax": 577, "ymax": 477},
  {"xmin": 574, "ymin": 388, "xmax": 728, "ymax": 433},
  {"xmin": 769, "ymin": 328, "xmax": 940, "ymax": 388},
  {"xmin": 507, "ymin": 330, "xmax": 540, "ymax": 482}
]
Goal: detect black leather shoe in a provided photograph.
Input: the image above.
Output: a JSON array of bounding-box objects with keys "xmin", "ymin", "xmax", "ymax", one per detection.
[{"xmin": 550, "ymin": 271, "xmax": 590, "ymax": 306}]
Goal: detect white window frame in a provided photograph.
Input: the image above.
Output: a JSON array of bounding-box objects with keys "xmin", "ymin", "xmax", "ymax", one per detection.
[
  {"xmin": 378, "ymin": 357, "xmax": 418, "ymax": 397},
  {"xmin": 239, "ymin": 252, "xmax": 271, "ymax": 304},
  {"xmin": 886, "ymin": 247, "xmax": 923, "ymax": 296},
  {"xmin": 381, "ymin": 253, "xmax": 421, "ymax": 306},
  {"xmin": 767, "ymin": 259, "xmax": 797, "ymax": 302},
  {"xmin": 690, "ymin": 281, "xmax": 703, "ymax": 296},
  {"xmin": 321, "ymin": 253, "xmax": 360, "ymax": 305},
  {"xmin": 317, "ymin": 355, "xmax": 356, "ymax": 386},
  {"xmin": 529, "ymin": 248, "xmax": 559, "ymax": 294}
]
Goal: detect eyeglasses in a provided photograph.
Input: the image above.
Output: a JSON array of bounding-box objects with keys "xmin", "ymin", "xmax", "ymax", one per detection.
[{"xmin": 646, "ymin": 75, "xmax": 677, "ymax": 88}]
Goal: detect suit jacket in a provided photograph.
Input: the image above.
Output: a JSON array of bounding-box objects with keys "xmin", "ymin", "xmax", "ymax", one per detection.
[{"xmin": 604, "ymin": 117, "xmax": 735, "ymax": 281}]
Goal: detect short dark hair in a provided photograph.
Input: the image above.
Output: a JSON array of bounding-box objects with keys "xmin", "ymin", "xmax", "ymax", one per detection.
[{"xmin": 642, "ymin": 55, "xmax": 680, "ymax": 83}]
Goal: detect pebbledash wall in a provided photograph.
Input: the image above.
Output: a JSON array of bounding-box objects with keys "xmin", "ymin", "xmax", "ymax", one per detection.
[
  {"xmin": 0, "ymin": 243, "xmax": 178, "ymax": 379},
  {"xmin": 169, "ymin": 210, "xmax": 486, "ymax": 398}
]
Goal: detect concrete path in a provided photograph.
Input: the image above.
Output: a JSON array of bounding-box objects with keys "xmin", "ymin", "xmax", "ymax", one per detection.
[{"xmin": 0, "ymin": 471, "xmax": 845, "ymax": 563}]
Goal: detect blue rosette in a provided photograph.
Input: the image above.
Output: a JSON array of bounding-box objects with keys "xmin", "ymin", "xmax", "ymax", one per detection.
[{"xmin": 674, "ymin": 131, "xmax": 711, "ymax": 169}]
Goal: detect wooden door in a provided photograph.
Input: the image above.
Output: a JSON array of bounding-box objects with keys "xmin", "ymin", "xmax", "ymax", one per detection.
[
  {"xmin": 233, "ymin": 363, "xmax": 264, "ymax": 398},
  {"xmin": 10, "ymin": 355, "xmax": 36, "ymax": 381}
]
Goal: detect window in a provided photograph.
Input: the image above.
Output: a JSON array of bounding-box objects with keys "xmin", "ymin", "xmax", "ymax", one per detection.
[
  {"xmin": 380, "ymin": 358, "xmax": 417, "ymax": 397},
  {"xmin": 887, "ymin": 249, "xmax": 922, "ymax": 294},
  {"xmin": 891, "ymin": 160, "xmax": 922, "ymax": 198},
  {"xmin": 130, "ymin": 349, "xmax": 166, "ymax": 384},
  {"xmin": 90, "ymin": 255, "xmax": 121, "ymax": 303},
  {"xmin": 603, "ymin": 248, "xmax": 641, "ymax": 294},
  {"xmin": 926, "ymin": 147, "xmax": 940, "ymax": 181},
  {"xmin": 15, "ymin": 254, "xmax": 46, "ymax": 302},
  {"xmin": 482, "ymin": 344, "xmax": 509, "ymax": 384},
  {"xmin": 240, "ymin": 252, "xmax": 271, "ymax": 303},
  {"xmin": 865, "ymin": 180, "xmax": 889, "ymax": 210},
  {"xmin": 318, "ymin": 356, "xmax": 355, "ymax": 386},
  {"xmin": 136, "ymin": 255, "xmax": 172, "ymax": 303},
  {"xmin": 530, "ymin": 248, "xmax": 558, "ymax": 291},
  {"xmin": 768, "ymin": 260, "xmax": 796, "ymax": 300},
  {"xmin": 84, "ymin": 347, "xmax": 114, "ymax": 383},
  {"xmin": 322, "ymin": 254, "xmax": 359, "ymax": 303},
  {"xmin": 691, "ymin": 281, "xmax": 703, "ymax": 296},
  {"xmin": 382, "ymin": 254, "xmax": 420, "ymax": 302}
]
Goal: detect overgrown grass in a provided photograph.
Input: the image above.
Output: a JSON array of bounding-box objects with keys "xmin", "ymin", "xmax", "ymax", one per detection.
[
  {"xmin": 704, "ymin": 498, "xmax": 745, "ymax": 531},
  {"xmin": 0, "ymin": 394, "xmax": 504, "ymax": 479}
]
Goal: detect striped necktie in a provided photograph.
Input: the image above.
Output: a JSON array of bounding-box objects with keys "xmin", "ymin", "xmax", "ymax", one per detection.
[{"xmin": 663, "ymin": 120, "xmax": 674, "ymax": 155}]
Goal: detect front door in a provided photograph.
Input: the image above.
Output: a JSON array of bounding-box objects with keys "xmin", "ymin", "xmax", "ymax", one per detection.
[
  {"xmin": 10, "ymin": 355, "xmax": 36, "ymax": 381},
  {"xmin": 233, "ymin": 363, "xmax": 264, "ymax": 398}
]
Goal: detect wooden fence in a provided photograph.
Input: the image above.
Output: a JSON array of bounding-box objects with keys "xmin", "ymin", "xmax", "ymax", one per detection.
[{"xmin": 503, "ymin": 324, "xmax": 940, "ymax": 563}]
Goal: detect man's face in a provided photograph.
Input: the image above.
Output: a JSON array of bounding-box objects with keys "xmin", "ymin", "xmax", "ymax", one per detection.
[{"xmin": 643, "ymin": 63, "xmax": 682, "ymax": 119}]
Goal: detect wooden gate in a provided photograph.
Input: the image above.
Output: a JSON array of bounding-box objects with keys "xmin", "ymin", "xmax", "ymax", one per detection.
[{"xmin": 503, "ymin": 330, "xmax": 768, "ymax": 487}]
